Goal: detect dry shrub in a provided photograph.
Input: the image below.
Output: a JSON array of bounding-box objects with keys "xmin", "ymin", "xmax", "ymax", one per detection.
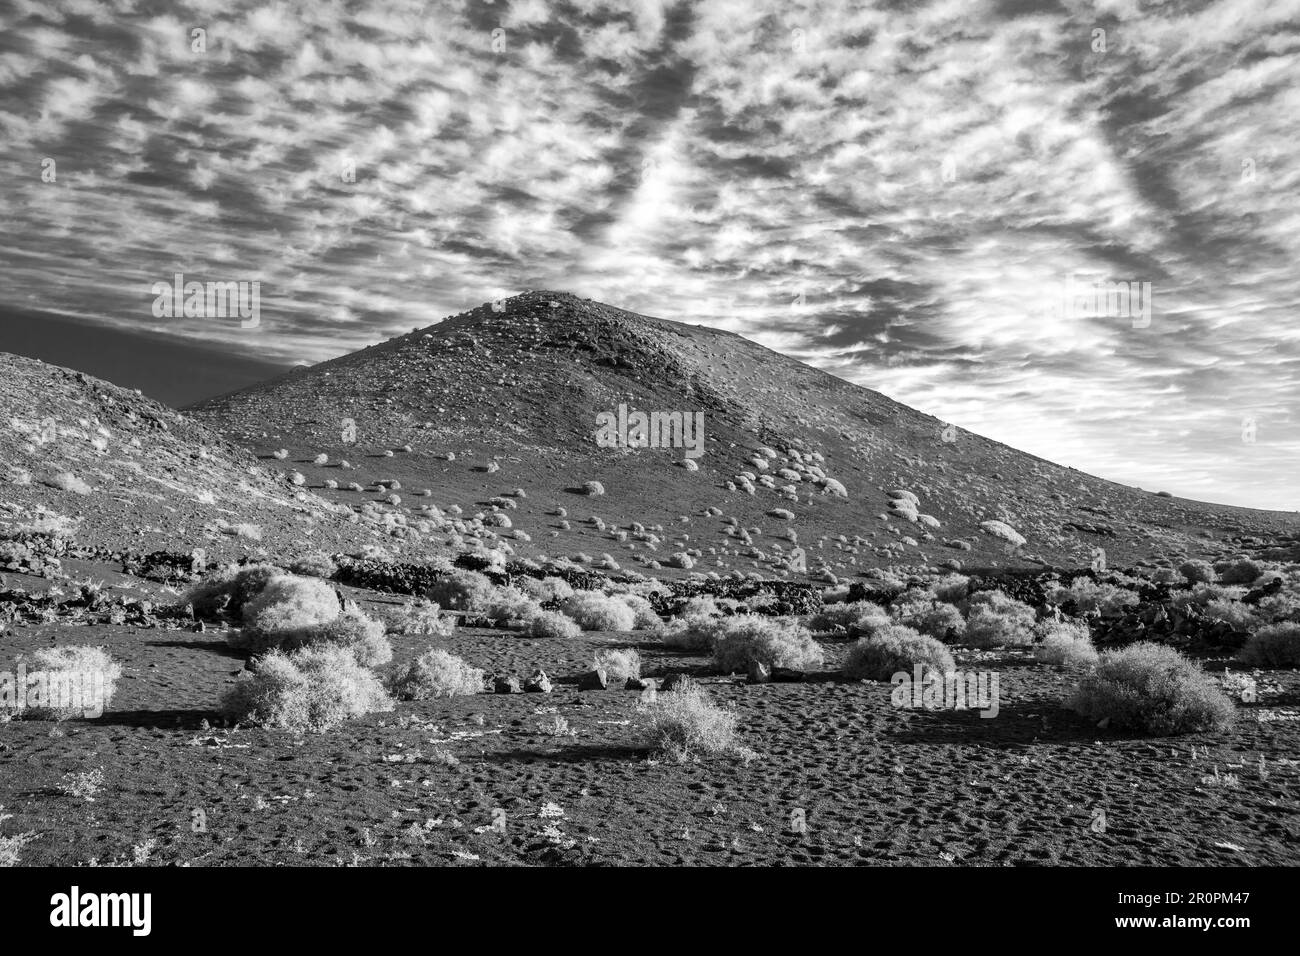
[
  {"xmin": 931, "ymin": 573, "xmax": 970, "ymax": 604},
  {"xmin": 242, "ymin": 575, "xmax": 340, "ymax": 633},
  {"xmin": 642, "ymin": 683, "xmax": 740, "ymax": 761},
  {"xmin": 617, "ymin": 593, "xmax": 660, "ymax": 629},
  {"xmin": 182, "ymin": 563, "xmax": 280, "ymax": 617},
  {"xmin": 593, "ymin": 648, "xmax": 642, "ymax": 681},
  {"xmin": 484, "ymin": 586, "xmax": 543, "ymax": 623},
  {"xmin": 711, "ymin": 615, "xmax": 825, "ymax": 672},
  {"xmin": 963, "ymin": 590, "xmax": 1036, "ymax": 647},
  {"xmin": 385, "ymin": 599, "xmax": 454, "ymax": 636},
  {"xmin": 842, "ymin": 625, "xmax": 954, "ymax": 680},
  {"xmin": 1214, "ymin": 559, "xmax": 1263, "ymax": 586},
  {"xmin": 288, "ymin": 552, "xmax": 337, "ymax": 579},
  {"xmin": 1047, "ymin": 577, "xmax": 1139, "ymax": 616},
  {"xmin": 808, "ymin": 600, "xmax": 890, "ymax": 635},
  {"xmin": 517, "ymin": 576, "xmax": 575, "ymax": 604},
  {"xmin": 560, "ymin": 591, "xmax": 636, "ymax": 631},
  {"xmin": 16, "ymin": 646, "xmax": 122, "ymax": 719},
  {"xmin": 891, "ymin": 594, "xmax": 966, "ymax": 642},
  {"xmin": 425, "ymin": 569, "xmax": 497, "ymax": 613},
  {"xmin": 1178, "ymin": 560, "xmax": 1217, "ymax": 585},
  {"xmin": 526, "ymin": 610, "xmax": 583, "ymax": 639},
  {"xmin": 1071, "ymin": 643, "xmax": 1235, "ymax": 735},
  {"xmin": 390, "ymin": 649, "xmax": 484, "ymax": 700},
  {"xmin": 1239, "ymin": 622, "xmax": 1300, "ymax": 668},
  {"xmin": 1035, "ymin": 621, "xmax": 1098, "ymax": 666},
  {"xmin": 222, "ymin": 645, "xmax": 393, "ymax": 733}
]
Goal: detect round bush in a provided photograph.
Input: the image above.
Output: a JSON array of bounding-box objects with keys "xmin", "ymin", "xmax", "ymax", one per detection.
[
  {"xmin": 390, "ymin": 650, "xmax": 484, "ymax": 700},
  {"xmin": 842, "ymin": 625, "xmax": 955, "ymax": 681},
  {"xmin": 560, "ymin": 591, "xmax": 637, "ymax": 631},
  {"xmin": 1071, "ymin": 643, "xmax": 1235, "ymax": 735},
  {"xmin": 711, "ymin": 615, "xmax": 825, "ymax": 672},
  {"xmin": 1239, "ymin": 622, "xmax": 1300, "ymax": 668},
  {"xmin": 963, "ymin": 590, "xmax": 1036, "ymax": 647}
]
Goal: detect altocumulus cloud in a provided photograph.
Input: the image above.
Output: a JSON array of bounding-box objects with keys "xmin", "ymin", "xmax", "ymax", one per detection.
[{"xmin": 0, "ymin": 0, "xmax": 1296, "ymax": 509}]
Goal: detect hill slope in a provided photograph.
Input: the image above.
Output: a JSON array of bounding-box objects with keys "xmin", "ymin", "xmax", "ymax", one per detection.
[
  {"xmin": 188, "ymin": 291, "xmax": 1298, "ymax": 578},
  {"xmin": 0, "ymin": 353, "xmax": 358, "ymax": 560}
]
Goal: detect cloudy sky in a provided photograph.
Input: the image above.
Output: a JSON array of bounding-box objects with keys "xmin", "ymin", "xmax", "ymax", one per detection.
[{"xmin": 1, "ymin": 0, "xmax": 1298, "ymax": 510}]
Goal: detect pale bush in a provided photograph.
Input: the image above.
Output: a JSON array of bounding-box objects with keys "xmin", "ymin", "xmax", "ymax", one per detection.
[
  {"xmin": 483, "ymin": 586, "xmax": 543, "ymax": 623},
  {"xmin": 1202, "ymin": 599, "xmax": 1258, "ymax": 631},
  {"xmin": 618, "ymin": 593, "xmax": 660, "ymax": 628},
  {"xmin": 711, "ymin": 615, "xmax": 825, "ymax": 672},
  {"xmin": 891, "ymin": 595, "xmax": 966, "ymax": 642},
  {"xmin": 1179, "ymin": 559, "xmax": 1217, "ymax": 584},
  {"xmin": 526, "ymin": 610, "xmax": 582, "ymax": 639},
  {"xmin": 560, "ymin": 591, "xmax": 637, "ymax": 631},
  {"xmin": 241, "ymin": 575, "xmax": 341, "ymax": 632},
  {"xmin": 582, "ymin": 481, "xmax": 605, "ymax": 496},
  {"xmin": 593, "ymin": 648, "xmax": 642, "ymax": 681},
  {"xmin": 20, "ymin": 646, "xmax": 122, "ymax": 719},
  {"xmin": 288, "ymin": 552, "xmax": 337, "ymax": 579},
  {"xmin": 1239, "ymin": 622, "xmax": 1300, "ymax": 668},
  {"xmin": 1071, "ymin": 643, "xmax": 1235, "ymax": 735},
  {"xmin": 964, "ymin": 591, "xmax": 1037, "ymax": 647},
  {"xmin": 425, "ymin": 569, "xmax": 497, "ymax": 613},
  {"xmin": 222, "ymin": 645, "xmax": 393, "ymax": 733},
  {"xmin": 1047, "ymin": 577, "xmax": 1139, "ymax": 616},
  {"xmin": 234, "ymin": 602, "xmax": 392, "ymax": 667},
  {"xmin": 517, "ymin": 576, "xmax": 575, "ymax": 604},
  {"xmin": 182, "ymin": 563, "xmax": 280, "ymax": 617},
  {"xmin": 1035, "ymin": 621, "xmax": 1098, "ymax": 666},
  {"xmin": 384, "ymin": 599, "xmax": 454, "ymax": 636},
  {"xmin": 677, "ymin": 595, "xmax": 724, "ymax": 619},
  {"xmin": 931, "ymin": 573, "xmax": 970, "ymax": 604},
  {"xmin": 653, "ymin": 616, "xmax": 717, "ymax": 652},
  {"xmin": 643, "ymin": 684, "xmax": 740, "ymax": 761},
  {"xmin": 842, "ymin": 625, "xmax": 954, "ymax": 680},
  {"xmin": 808, "ymin": 599, "xmax": 890, "ymax": 635},
  {"xmin": 1214, "ymin": 559, "xmax": 1263, "ymax": 585},
  {"xmin": 390, "ymin": 649, "xmax": 484, "ymax": 700}
]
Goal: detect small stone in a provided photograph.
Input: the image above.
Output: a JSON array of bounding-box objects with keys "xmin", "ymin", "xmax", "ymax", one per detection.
[
  {"xmin": 523, "ymin": 669, "xmax": 552, "ymax": 693},
  {"xmin": 494, "ymin": 675, "xmax": 521, "ymax": 694}
]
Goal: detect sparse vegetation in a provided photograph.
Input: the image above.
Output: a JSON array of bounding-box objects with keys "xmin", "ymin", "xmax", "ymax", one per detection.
[
  {"xmin": 593, "ymin": 648, "xmax": 642, "ymax": 681},
  {"xmin": 222, "ymin": 644, "xmax": 393, "ymax": 734},
  {"xmin": 384, "ymin": 599, "xmax": 455, "ymax": 636},
  {"xmin": 963, "ymin": 591, "xmax": 1037, "ymax": 648},
  {"xmin": 20, "ymin": 646, "xmax": 122, "ymax": 719},
  {"xmin": 1071, "ymin": 643, "xmax": 1235, "ymax": 735},
  {"xmin": 1035, "ymin": 621, "xmax": 1099, "ymax": 666},
  {"xmin": 711, "ymin": 615, "xmax": 825, "ymax": 672},
  {"xmin": 425, "ymin": 569, "xmax": 498, "ymax": 613},
  {"xmin": 642, "ymin": 683, "xmax": 740, "ymax": 761},
  {"xmin": 842, "ymin": 625, "xmax": 955, "ymax": 681},
  {"xmin": 390, "ymin": 650, "xmax": 485, "ymax": 700},
  {"xmin": 560, "ymin": 591, "xmax": 637, "ymax": 631},
  {"xmin": 1239, "ymin": 622, "xmax": 1300, "ymax": 668},
  {"xmin": 526, "ymin": 610, "xmax": 583, "ymax": 639}
]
